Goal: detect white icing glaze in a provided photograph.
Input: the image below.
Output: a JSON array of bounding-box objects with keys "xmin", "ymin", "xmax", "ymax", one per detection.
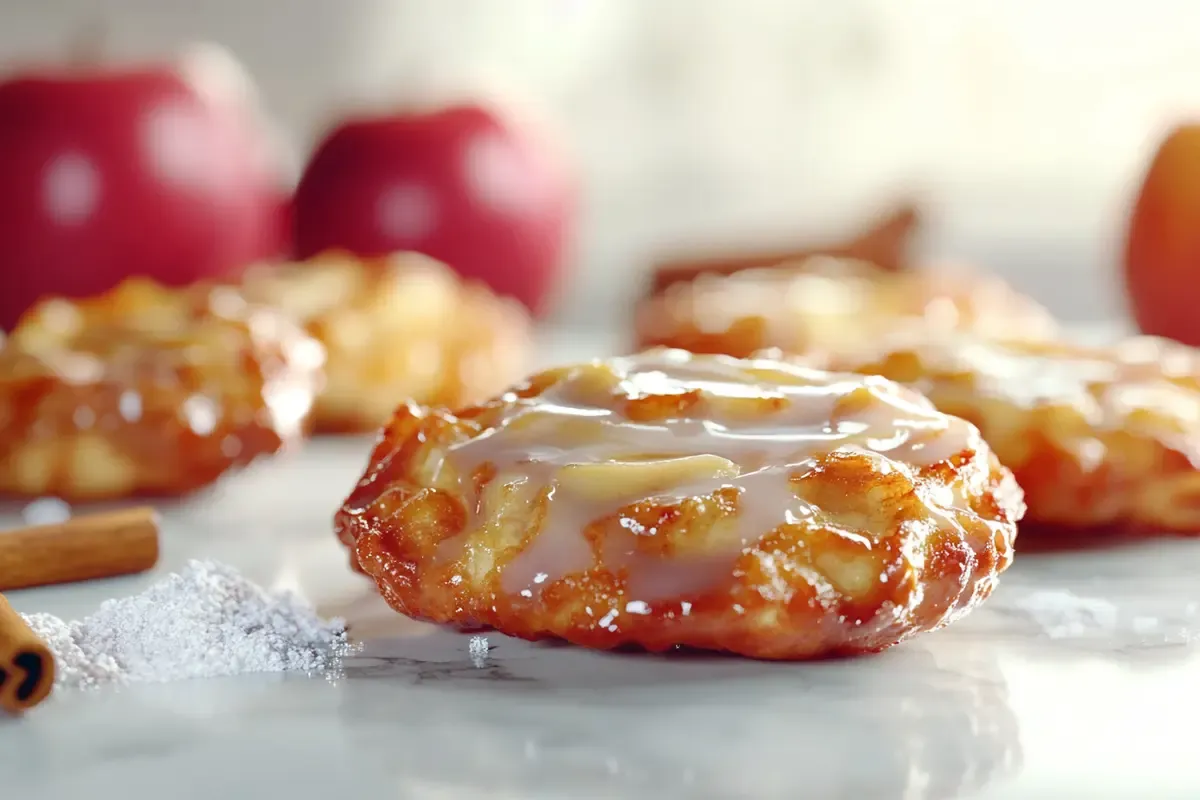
[{"xmin": 442, "ymin": 349, "xmax": 977, "ymax": 602}]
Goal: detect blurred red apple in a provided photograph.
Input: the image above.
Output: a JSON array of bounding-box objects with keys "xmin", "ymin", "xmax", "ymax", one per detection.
[
  {"xmin": 1124, "ymin": 123, "xmax": 1200, "ymax": 345},
  {"xmin": 292, "ymin": 104, "xmax": 574, "ymax": 315},
  {"xmin": 0, "ymin": 46, "xmax": 288, "ymax": 330}
]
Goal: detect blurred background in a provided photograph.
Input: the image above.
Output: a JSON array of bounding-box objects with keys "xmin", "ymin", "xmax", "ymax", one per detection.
[{"xmin": 3, "ymin": 0, "xmax": 1200, "ymax": 326}]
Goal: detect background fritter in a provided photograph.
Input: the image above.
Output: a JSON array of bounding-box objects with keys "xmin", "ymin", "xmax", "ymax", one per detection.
[{"xmin": 0, "ymin": 278, "xmax": 323, "ymax": 499}]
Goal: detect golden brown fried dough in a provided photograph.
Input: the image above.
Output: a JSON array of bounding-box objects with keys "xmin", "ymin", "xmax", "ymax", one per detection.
[
  {"xmin": 0, "ymin": 278, "xmax": 323, "ymax": 500},
  {"xmin": 800, "ymin": 332, "xmax": 1200, "ymax": 533},
  {"xmin": 335, "ymin": 349, "xmax": 1023, "ymax": 660},
  {"xmin": 635, "ymin": 260, "xmax": 1058, "ymax": 358},
  {"xmin": 241, "ymin": 252, "xmax": 533, "ymax": 434},
  {"xmin": 647, "ymin": 203, "xmax": 920, "ymax": 294}
]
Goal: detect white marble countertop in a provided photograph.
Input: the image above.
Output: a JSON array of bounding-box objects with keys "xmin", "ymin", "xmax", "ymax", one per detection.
[{"xmin": 4, "ymin": 324, "xmax": 1196, "ymax": 800}]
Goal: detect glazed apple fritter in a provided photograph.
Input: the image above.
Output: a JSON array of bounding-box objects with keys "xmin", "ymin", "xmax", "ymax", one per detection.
[
  {"xmin": 798, "ymin": 331, "xmax": 1200, "ymax": 533},
  {"xmin": 335, "ymin": 348, "xmax": 1024, "ymax": 660},
  {"xmin": 240, "ymin": 251, "xmax": 533, "ymax": 434},
  {"xmin": 0, "ymin": 278, "xmax": 324, "ymax": 500},
  {"xmin": 634, "ymin": 259, "xmax": 1058, "ymax": 359},
  {"xmin": 646, "ymin": 202, "xmax": 921, "ymax": 294}
]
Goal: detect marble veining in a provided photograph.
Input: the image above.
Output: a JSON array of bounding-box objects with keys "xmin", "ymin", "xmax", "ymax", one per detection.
[{"xmin": 3, "ymin": 327, "xmax": 1200, "ymax": 799}]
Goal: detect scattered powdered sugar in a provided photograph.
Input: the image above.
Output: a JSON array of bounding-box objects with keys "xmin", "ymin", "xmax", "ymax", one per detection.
[
  {"xmin": 21, "ymin": 559, "xmax": 348, "ymax": 690},
  {"xmin": 468, "ymin": 634, "xmax": 490, "ymax": 668},
  {"xmin": 1010, "ymin": 590, "xmax": 1119, "ymax": 639},
  {"xmin": 21, "ymin": 496, "xmax": 72, "ymax": 526},
  {"xmin": 1001, "ymin": 589, "xmax": 1200, "ymax": 650},
  {"xmin": 1010, "ymin": 589, "xmax": 1189, "ymax": 642}
]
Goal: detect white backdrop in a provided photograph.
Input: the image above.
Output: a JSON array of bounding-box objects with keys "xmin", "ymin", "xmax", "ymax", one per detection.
[{"xmin": 4, "ymin": 0, "xmax": 1200, "ymax": 324}]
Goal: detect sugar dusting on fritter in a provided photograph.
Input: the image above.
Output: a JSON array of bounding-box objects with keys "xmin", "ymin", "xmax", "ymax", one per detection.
[{"xmin": 21, "ymin": 559, "xmax": 347, "ymax": 689}]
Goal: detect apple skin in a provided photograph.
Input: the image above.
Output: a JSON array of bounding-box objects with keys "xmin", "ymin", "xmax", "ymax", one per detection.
[
  {"xmin": 0, "ymin": 59, "xmax": 287, "ymax": 330},
  {"xmin": 292, "ymin": 104, "xmax": 574, "ymax": 315},
  {"xmin": 1124, "ymin": 124, "xmax": 1200, "ymax": 346}
]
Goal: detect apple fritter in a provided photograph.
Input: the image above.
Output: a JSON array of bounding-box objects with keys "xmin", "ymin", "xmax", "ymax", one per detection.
[
  {"xmin": 0, "ymin": 278, "xmax": 323, "ymax": 500},
  {"xmin": 634, "ymin": 258, "xmax": 1058, "ymax": 358},
  {"xmin": 335, "ymin": 348, "xmax": 1023, "ymax": 660},
  {"xmin": 646, "ymin": 202, "xmax": 921, "ymax": 294},
  {"xmin": 798, "ymin": 331, "xmax": 1200, "ymax": 533},
  {"xmin": 240, "ymin": 251, "xmax": 533, "ymax": 434}
]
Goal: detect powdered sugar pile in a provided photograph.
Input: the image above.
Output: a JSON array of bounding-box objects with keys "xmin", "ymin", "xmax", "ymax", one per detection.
[{"xmin": 21, "ymin": 559, "xmax": 348, "ymax": 690}]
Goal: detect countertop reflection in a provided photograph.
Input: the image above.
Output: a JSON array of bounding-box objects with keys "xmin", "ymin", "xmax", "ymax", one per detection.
[{"xmin": 3, "ymin": 324, "xmax": 1199, "ymax": 799}]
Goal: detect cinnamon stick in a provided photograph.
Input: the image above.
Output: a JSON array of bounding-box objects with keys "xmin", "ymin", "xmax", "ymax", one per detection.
[
  {"xmin": 0, "ymin": 506, "xmax": 160, "ymax": 591},
  {"xmin": 0, "ymin": 593, "xmax": 55, "ymax": 713},
  {"xmin": 647, "ymin": 203, "xmax": 921, "ymax": 295}
]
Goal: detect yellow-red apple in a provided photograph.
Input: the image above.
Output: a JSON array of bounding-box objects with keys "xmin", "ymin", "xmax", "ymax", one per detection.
[{"xmin": 1125, "ymin": 124, "xmax": 1200, "ymax": 345}]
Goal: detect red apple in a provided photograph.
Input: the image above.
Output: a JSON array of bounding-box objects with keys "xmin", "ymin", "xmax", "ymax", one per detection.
[
  {"xmin": 0, "ymin": 47, "xmax": 288, "ymax": 330},
  {"xmin": 292, "ymin": 103, "xmax": 574, "ymax": 315},
  {"xmin": 1125, "ymin": 123, "xmax": 1200, "ymax": 345}
]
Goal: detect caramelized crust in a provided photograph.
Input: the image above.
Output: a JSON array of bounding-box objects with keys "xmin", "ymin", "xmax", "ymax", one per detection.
[
  {"xmin": 801, "ymin": 332, "xmax": 1200, "ymax": 532},
  {"xmin": 647, "ymin": 203, "xmax": 920, "ymax": 294},
  {"xmin": 634, "ymin": 259, "xmax": 1058, "ymax": 358},
  {"xmin": 240, "ymin": 251, "xmax": 533, "ymax": 433},
  {"xmin": 335, "ymin": 349, "xmax": 1023, "ymax": 660},
  {"xmin": 0, "ymin": 278, "xmax": 323, "ymax": 500}
]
